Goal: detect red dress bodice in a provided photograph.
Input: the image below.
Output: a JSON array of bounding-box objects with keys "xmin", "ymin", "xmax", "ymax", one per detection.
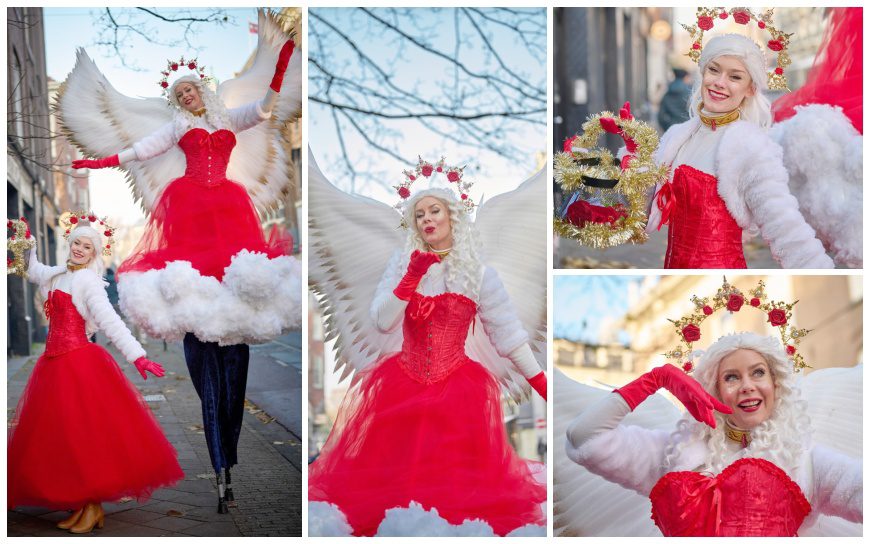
[
  {"xmin": 659, "ymin": 164, "xmax": 747, "ymax": 269},
  {"xmin": 43, "ymin": 290, "xmax": 90, "ymax": 357},
  {"xmin": 399, "ymin": 292, "xmax": 477, "ymax": 384},
  {"xmin": 178, "ymin": 128, "xmax": 237, "ymax": 186},
  {"xmin": 649, "ymin": 457, "xmax": 811, "ymax": 537}
]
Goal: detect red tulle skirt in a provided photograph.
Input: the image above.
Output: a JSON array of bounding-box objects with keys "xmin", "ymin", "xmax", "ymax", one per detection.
[
  {"xmin": 8, "ymin": 344, "xmax": 183, "ymax": 510},
  {"xmin": 118, "ymin": 177, "xmax": 290, "ymax": 281},
  {"xmin": 308, "ymin": 354, "xmax": 546, "ymax": 536}
]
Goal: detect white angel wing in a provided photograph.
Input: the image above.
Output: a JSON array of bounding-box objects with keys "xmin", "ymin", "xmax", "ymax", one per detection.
[
  {"xmin": 553, "ymin": 370, "xmax": 681, "ymax": 536},
  {"xmin": 770, "ymin": 105, "xmax": 863, "ymax": 268},
  {"xmin": 798, "ymin": 364, "xmax": 862, "ymax": 537},
  {"xmin": 467, "ymin": 168, "xmax": 547, "ymax": 400},
  {"xmin": 308, "ymin": 148, "xmax": 405, "ymax": 381},
  {"xmin": 55, "ymin": 49, "xmax": 184, "ymax": 212},
  {"xmin": 219, "ymin": 9, "xmax": 302, "ymax": 214}
]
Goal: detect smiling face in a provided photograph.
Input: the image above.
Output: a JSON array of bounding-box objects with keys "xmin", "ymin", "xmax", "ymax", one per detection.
[
  {"xmin": 716, "ymin": 349, "xmax": 776, "ymax": 430},
  {"xmin": 414, "ymin": 196, "xmax": 453, "ymax": 251},
  {"xmin": 174, "ymin": 82, "xmax": 204, "ymax": 112},
  {"xmin": 702, "ymin": 56, "xmax": 755, "ymax": 114},
  {"xmin": 68, "ymin": 236, "xmax": 96, "ymax": 266}
]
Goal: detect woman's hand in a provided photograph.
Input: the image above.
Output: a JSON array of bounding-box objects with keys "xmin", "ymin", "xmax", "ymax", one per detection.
[
  {"xmin": 269, "ymin": 40, "xmax": 296, "ymax": 93},
  {"xmin": 72, "ymin": 155, "xmax": 120, "ymax": 170},
  {"xmin": 615, "ymin": 364, "xmax": 731, "ymax": 428},
  {"xmin": 133, "ymin": 357, "xmax": 165, "ymax": 380},
  {"xmin": 393, "ymin": 250, "xmax": 441, "ymax": 300}
]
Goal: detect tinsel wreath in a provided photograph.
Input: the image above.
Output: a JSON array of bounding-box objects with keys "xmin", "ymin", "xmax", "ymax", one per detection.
[
  {"xmin": 554, "ymin": 110, "xmax": 668, "ymax": 249},
  {"xmin": 6, "ymin": 218, "xmax": 34, "ymax": 277}
]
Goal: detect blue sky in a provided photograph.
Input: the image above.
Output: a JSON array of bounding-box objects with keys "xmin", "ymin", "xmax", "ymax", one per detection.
[{"xmin": 554, "ymin": 275, "xmax": 657, "ymax": 345}]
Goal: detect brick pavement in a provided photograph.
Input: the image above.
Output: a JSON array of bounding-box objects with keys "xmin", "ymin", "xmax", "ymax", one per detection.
[{"xmin": 7, "ymin": 336, "xmax": 301, "ymax": 537}]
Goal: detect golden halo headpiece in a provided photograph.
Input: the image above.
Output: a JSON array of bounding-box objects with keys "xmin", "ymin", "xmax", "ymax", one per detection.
[
  {"xmin": 6, "ymin": 217, "xmax": 35, "ymax": 277},
  {"xmin": 554, "ymin": 102, "xmax": 669, "ymax": 248},
  {"xmin": 664, "ymin": 277, "xmax": 810, "ymax": 374},
  {"xmin": 60, "ymin": 211, "xmax": 116, "ymax": 257},
  {"xmin": 394, "ymin": 156, "xmax": 476, "ymax": 229},
  {"xmin": 681, "ymin": 7, "xmax": 792, "ymax": 91},
  {"xmin": 158, "ymin": 56, "xmax": 213, "ymax": 105}
]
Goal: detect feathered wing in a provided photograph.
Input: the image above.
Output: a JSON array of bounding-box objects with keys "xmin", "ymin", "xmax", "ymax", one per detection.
[
  {"xmin": 553, "ymin": 370, "xmax": 681, "ymax": 537},
  {"xmin": 468, "ymin": 167, "xmax": 547, "ymax": 400},
  {"xmin": 308, "ymin": 148, "xmax": 405, "ymax": 381},
  {"xmin": 54, "ymin": 48, "xmax": 184, "ymax": 212},
  {"xmin": 219, "ymin": 8, "xmax": 302, "ymax": 214},
  {"xmin": 798, "ymin": 364, "xmax": 862, "ymax": 537},
  {"xmin": 769, "ymin": 105, "xmax": 863, "ymax": 268}
]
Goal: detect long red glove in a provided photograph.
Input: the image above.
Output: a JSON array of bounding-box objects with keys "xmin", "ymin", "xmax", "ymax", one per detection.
[
  {"xmin": 527, "ymin": 371, "xmax": 547, "ymax": 401},
  {"xmin": 270, "ymin": 40, "xmax": 296, "ymax": 93},
  {"xmin": 72, "ymin": 155, "xmax": 120, "ymax": 170},
  {"xmin": 615, "ymin": 365, "xmax": 731, "ymax": 428},
  {"xmin": 133, "ymin": 357, "xmax": 165, "ymax": 380},
  {"xmin": 393, "ymin": 250, "xmax": 440, "ymax": 301}
]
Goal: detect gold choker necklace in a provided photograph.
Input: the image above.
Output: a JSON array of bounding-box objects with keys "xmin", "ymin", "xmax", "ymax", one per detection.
[
  {"xmin": 698, "ymin": 104, "xmax": 740, "ymax": 131},
  {"xmin": 725, "ymin": 420, "xmax": 751, "ymax": 448},
  {"xmin": 191, "ymin": 108, "xmax": 207, "ymax": 117},
  {"xmin": 66, "ymin": 261, "xmax": 88, "ymax": 272},
  {"xmin": 429, "ymin": 246, "xmax": 452, "ymax": 258}
]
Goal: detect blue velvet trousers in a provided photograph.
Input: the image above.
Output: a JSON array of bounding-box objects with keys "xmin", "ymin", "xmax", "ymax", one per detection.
[{"xmin": 183, "ymin": 333, "xmax": 249, "ymax": 473}]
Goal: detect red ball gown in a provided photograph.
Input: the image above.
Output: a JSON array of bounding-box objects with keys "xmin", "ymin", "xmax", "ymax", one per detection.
[
  {"xmin": 649, "ymin": 458, "xmax": 811, "ymax": 536},
  {"xmin": 308, "ymin": 292, "xmax": 546, "ymax": 536},
  {"xmin": 117, "ymin": 128, "xmax": 289, "ymax": 281},
  {"xmin": 656, "ymin": 164, "xmax": 747, "ymax": 269},
  {"xmin": 7, "ymin": 290, "xmax": 183, "ymax": 510}
]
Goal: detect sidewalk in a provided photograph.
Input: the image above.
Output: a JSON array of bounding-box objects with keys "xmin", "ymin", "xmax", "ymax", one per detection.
[{"xmin": 7, "ymin": 335, "xmax": 302, "ymax": 537}]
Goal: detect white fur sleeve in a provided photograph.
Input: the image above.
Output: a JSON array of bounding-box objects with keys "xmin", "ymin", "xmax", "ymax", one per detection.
[
  {"xmin": 26, "ymin": 248, "xmax": 56, "ymax": 286},
  {"xmin": 477, "ymin": 266, "xmax": 529, "ymax": 357},
  {"xmin": 811, "ymin": 445, "xmax": 863, "ymax": 522},
  {"xmin": 229, "ymin": 100, "xmax": 270, "ymax": 133},
  {"xmin": 131, "ymin": 122, "xmax": 177, "ymax": 162},
  {"xmin": 566, "ymin": 393, "xmax": 670, "ymax": 496},
  {"xmin": 369, "ymin": 250, "xmax": 406, "ymax": 333},
  {"xmin": 739, "ymin": 149, "xmax": 834, "ymax": 269},
  {"xmin": 80, "ymin": 273, "xmax": 146, "ymax": 364}
]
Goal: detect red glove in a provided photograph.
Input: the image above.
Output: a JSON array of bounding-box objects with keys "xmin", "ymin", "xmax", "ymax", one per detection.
[
  {"xmin": 615, "ymin": 365, "xmax": 731, "ymax": 428},
  {"xmin": 133, "ymin": 357, "xmax": 165, "ymax": 380},
  {"xmin": 269, "ymin": 40, "xmax": 296, "ymax": 93},
  {"xmin": 72, "ymin": 155, "xmax": 120, "ymax": 170},
  {"xmin": 527, "ymin": 371, "xmax": 547, "ymax": 401},
  {"xmin": 393, "ymin": 250, "xmax": 440, "ymax": 301}
]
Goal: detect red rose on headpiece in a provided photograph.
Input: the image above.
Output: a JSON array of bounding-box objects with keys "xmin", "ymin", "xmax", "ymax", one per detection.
[
  {"xmin": 421, "ymin": 165, "xmax": 433, "ymax": 177},
  {"xmin": 171, "ymin": 63, "xmax": 179, "ymax": 71},
  {"xmin": 88, "ymin": 215, "xmax": 96, "ymax": 222},
  {"xmin": 767, "ymin": 308, "xmax": 788, "ymax": 327},
  {"xmin": 682, "ymin": 324, "xmax": 701, "ymax": 342},
  {"xmin": 692, "ymin": 42, "xmax": 701, "ymax": 50},
  {"xmin": 786, "ymin": 345, "xmax": 796, "ymax": 355},
  {"xmin": 758, "ymin": 21, "xmax": 766, "ymax": 29},
  {"xmin": 775, "ymin": 67, "xmax": 784, "ymax": 75},
  {"xmin": 461, "ymin": 194, "xmax": 468, "ymax": 200},
  {"xmin": 104, "ymin": 230, "xmax": 112, "ymax": 237},
  {"xmin": 408, "ymin": 175, "xmax": 416, "ymax": 181},
  {"xmin": 188, "ymin": 62, "xmax": 197, "ymax": 70},
  {"xmin": 768, "ymin": 40, "xmax": 784, "ymax": 52},
  {"xmin": 702, "ymin": 305, "xmax": 713, "ymax": 316},
  {"xmin": 732, "ymin": 11, "xmax": 750, "ymax": 25},
  {"xmin": 161, "ymin": 81, "xmax": 169, "ymax": 88},
  {"xmin": 719, "ymin": 11, "xmax": 729, "ymax": 19},
  {"xmin": 447, "ymin": 171, "xmax": 460, "ymax": 182},
  {"xmin": 750, "ymin": 297, "xmax": 760, "ymax": 307},
  {"xmin": 563, "ymin": 135, "xmax": 577, "ymax": 153},
  {"xmin": 697, "ymin": 16, "xmax": 714, "ymax": 31},
  {"xmin": 682, "ymin": 361, "xmax": 694, "ymax": 373},
  {"xmin": 70, "ymin": 216, "xmax": 78, "ymax": 224},
  {"xmin": 398, "ymin": 186, "xmax": 411, "ymax": 199},
  {"xmin": 726, "ymin": 294, "xmax": 744, "ymax": 312},
  {"xmin": 436, "ymin": 166, "xmax": 443, "ymax": 173}
]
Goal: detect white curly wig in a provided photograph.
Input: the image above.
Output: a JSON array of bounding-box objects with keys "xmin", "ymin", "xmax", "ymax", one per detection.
[
  {"xmin": 688, "ymin": 34, "xmax": 774, "ymax": 129},
  {"xmin": 67, "ymin": 225, "xmax": 106, "ymax": 277},
  {"xmin": 663, "ymin": 332, "xmax": 810, "ymax": 480},
  {"xmin": 169, "ymin": 75, "xmax": 231, "ymax": 137},
  {"xmin": 398, "ymin": 188, "xmax": 483, "ymax": 301}
]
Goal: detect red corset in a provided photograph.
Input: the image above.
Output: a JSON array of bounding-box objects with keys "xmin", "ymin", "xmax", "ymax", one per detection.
[
  {"xmin": 658, "ymin": 164, "xmax": 747, "ymax": 269},
  {"xmin": 649, "ymin": 457, "xmax": 811, "ymax": 537},
  {"xmin": 178, "ymin": 128, "xmax": 237, "ymax": 186},
  {"xmin": 399, "ymin": 292, "xmax": 477, "ymax": 384},
  {"xmin": 43, "ymin": 290, "xmax": 90, "ymax": 357}
]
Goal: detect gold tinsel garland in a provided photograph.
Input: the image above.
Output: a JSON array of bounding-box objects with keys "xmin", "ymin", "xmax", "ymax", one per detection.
[
  {"xmin": 664, "ymin": 277, "xmax": 811, "ymax": 374},
  {"xmin": 6, "ymin": 218, "xmax": 35, "ymax": 277},
  {"xmin": 554, "ymin": 110, "xmax": 668, "ymax": 249}
]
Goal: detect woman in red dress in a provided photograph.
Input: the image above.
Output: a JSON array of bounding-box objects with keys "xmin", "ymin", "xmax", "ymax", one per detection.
[{"xmin": 8, "ymin": 223, "xmax": 182, "ymax": 533}]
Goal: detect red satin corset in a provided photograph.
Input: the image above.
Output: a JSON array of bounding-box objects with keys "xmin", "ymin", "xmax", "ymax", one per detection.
[
  {"xmin": 400, "ymin": 292, "xmax": 477, "ymax": 384},
  {"xmin": 178, "ymin": 128, "xmax": 237, "ymax": 185},
  {"xmin": 43, "ymin": 290, "xmax": 90, "ymax": 357},
  {"xmin": 659, "ymin": 164, "xmax": 747, "ymax": 269},
  {"xmin": 649, "ymin": 457, "xmax": 811, "ymax": 537}
]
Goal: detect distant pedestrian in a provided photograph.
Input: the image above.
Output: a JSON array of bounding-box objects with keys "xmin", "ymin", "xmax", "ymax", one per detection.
[{"xmin": 657, "ymin": 68, "xmax": 692, "ymax": 132}]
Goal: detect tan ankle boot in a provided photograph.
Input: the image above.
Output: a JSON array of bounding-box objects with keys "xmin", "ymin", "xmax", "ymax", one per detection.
[
  {"xmin": 69, "ymin": 503, "xmax": 104, "ymax": 534},
  {"xmin": 56, "ymin": 508, "xmax": 84, "ymax": 530}
]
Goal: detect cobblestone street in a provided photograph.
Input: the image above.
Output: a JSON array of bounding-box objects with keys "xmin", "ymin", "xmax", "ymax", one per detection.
[{"xmin": 8, "ymin": 335, "xmax": 302, "ymax": 537}]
